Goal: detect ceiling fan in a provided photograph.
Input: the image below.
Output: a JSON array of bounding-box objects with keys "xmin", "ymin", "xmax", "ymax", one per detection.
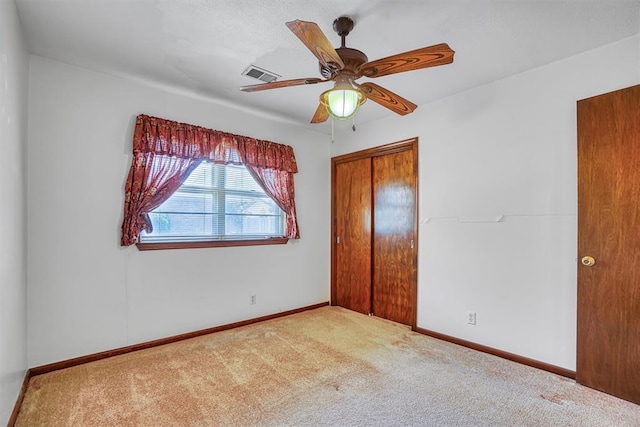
[{"xmin": 240, "ymin": 16, "xmax": 455, "ymax": 124}]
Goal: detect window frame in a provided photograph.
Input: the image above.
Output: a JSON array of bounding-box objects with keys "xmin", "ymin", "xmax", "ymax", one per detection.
[
  {"xmin": 136, "ymin": 237, "xmax": 288, "ymax": 251},
  {"xmin": 137, "ymin": 161, "xmax": 289, "ymax": 250}
]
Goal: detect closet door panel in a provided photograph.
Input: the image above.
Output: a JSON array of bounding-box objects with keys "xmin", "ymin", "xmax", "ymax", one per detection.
[
  {"xmin": 334, "ymin": 158, "xmax": 372, "ymax": 315},
  {"xmin": 372, "ymin": 149, "xmax": 416, "ymax": 325}
]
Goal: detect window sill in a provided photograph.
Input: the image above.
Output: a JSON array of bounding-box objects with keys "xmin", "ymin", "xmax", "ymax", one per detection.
[{"xmin": 136, "ymin": 237, "xmax": 289, "ymax": 251}]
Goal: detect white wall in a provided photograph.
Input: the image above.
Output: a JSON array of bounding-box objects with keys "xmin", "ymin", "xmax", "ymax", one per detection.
[
  {"xmin": 331, "ymin": 35, "xmax": 640, "ymax": 370},
  {"xmin": 27, "ymin": 56, "xmax": 331, "ymax": 366},
  {"xmin": 0, "ymin": 1, "xmax": 28, "ymax": 424}
]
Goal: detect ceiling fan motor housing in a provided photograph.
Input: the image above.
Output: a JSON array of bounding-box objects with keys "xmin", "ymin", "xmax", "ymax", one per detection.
[{"xmin": 320, "ymin": 47, "xmax": 368, "ymax": 79}]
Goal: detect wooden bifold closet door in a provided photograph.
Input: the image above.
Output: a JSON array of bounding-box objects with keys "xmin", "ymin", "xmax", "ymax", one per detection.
[{"xmin": 331, "ymin": 139, "xmax": 418, "ymax": 327}]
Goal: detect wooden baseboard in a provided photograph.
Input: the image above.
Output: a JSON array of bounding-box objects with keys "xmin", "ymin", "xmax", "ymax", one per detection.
[
  {"xmin": 30, "ymin": 302, "xmax": 329, "ymax": 377},
  {"xmin": 414, "ymin": 327, "xmax": 576, "ymax": 379},
  {"xmin": 7, "ymin": 368, "xmax": 31, "ymax": 427}
]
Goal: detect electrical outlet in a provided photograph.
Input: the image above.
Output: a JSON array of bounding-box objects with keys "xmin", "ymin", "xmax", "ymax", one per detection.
[
  {"xmin": 467, "ymin": 311, "xmax": 476, "ymax": 325},
  {"xmin": 250, "ymin": 294, "xmax": 256, "ymax": 305}
]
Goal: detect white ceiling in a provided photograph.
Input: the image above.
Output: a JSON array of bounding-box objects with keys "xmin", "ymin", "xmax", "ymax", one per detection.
[{"xmin": 13, "ymin": 0, "xmax": 640, "ymax": 130}]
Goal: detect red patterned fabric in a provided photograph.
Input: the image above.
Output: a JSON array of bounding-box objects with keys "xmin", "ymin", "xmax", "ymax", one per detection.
[
  {"xmin": 121, "ymin": 153, "xmax": 201, "ymax": 246},
  {"xmin": 121, "ymin": 115, "xmax": 300, "ymax": 246},
  {"xmin": 244, "ymin": 166, "xmax": 300, "ymax": 240},
  {"xmin": 132, "ymin": 115, "xmax": 297, "ymax": 172}
]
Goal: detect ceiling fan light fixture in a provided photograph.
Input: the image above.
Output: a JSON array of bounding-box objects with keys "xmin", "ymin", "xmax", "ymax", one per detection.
[{"xmin": 320, "ymin": 77, "xmax": 365, "ymax": 120}]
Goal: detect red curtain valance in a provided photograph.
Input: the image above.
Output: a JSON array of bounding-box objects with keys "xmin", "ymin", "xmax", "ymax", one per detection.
[{"xmin": 133, "ymin": 114, "xmax": 298, "ymax": 173}]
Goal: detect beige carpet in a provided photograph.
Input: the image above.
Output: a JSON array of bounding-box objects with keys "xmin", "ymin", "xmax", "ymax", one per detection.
[{"xmin": 16, "ymin": 306, "xmax": 640, "ymax": 426}]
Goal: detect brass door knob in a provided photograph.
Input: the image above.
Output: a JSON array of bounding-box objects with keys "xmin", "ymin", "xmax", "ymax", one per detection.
[{"xmin": 581, "ymin": 256, "xmax": 596, "ymax": 267}]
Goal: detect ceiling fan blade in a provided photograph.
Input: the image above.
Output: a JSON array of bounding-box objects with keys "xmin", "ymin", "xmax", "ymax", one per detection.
[
  {"xmin": 358, "ymin": 82, "xmax": 417, "ymax": 116},
  {"xmin": 359, "ymin": 43, "xmax": 454, "ymax": 78},
  {"xmin": 310, "ymin": 103, "xmax": 330, "ymax": 123},
  {"xmin": 286, "ymin": 19, "xmax": 345, "ymax": 70},
  {"xmin": 240, "ymin": 78, "xmax": 326, "ymax": 92}
]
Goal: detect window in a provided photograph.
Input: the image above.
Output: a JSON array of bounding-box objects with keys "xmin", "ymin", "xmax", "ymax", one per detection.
[
  {"xmin": 121, "ymin": 114, "xmax": 299, "ymax": 248},
  {"xmin": 139, "ymin": 161, "xmax": 285, "ymax": 245}
]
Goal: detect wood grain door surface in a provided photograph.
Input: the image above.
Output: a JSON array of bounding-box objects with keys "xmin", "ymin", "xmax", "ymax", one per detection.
[
  {"xmin": 334, "ymin": 158, "xmax": 372, "ymax": 315},
  {"xmin": 577, "ymin": 84, "xmax": 640, "ymax": 404},
  {"xmin": 372, "ymin": 149, "xmax": 417, "ymax": 326}
]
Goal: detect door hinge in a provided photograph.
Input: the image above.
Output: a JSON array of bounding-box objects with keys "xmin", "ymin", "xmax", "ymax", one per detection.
[
  {"xmin": 337, "ymin": 236, "xmax": 341, "ymax": 244},
  {"xmin": 410, "ymin": 239, "xmax": 414, "ymax": 249}
]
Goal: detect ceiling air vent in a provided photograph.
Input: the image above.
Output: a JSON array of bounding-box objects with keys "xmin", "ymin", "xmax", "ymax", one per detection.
[{"xmin": 242, "ymin": 65, "xmax": 281, "ymax": 83}]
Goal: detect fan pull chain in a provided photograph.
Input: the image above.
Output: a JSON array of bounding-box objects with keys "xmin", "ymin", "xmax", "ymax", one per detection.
[{"xmin": 331, "ymin": 117, "xmax": 335, "ymax": 143}]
